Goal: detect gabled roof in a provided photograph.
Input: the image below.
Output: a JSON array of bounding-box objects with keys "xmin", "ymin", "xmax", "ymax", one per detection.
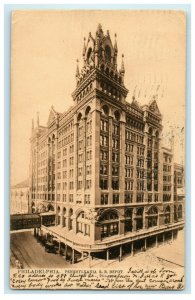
[
  {"xmin": 12, "ymin": 179, "xmax": 29, "ymax": 189},
  {"xmin": 47, "ymin": 106, "xmax": 60, "ymax": 126},
  {"xmin": 148, "ymin": 98, "xmax": 161, "ymax": 116}
]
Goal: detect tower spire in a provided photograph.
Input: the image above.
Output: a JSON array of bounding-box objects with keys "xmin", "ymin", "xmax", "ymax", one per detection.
[
  {"xmin": 37, "ymin": 112, "xmax": 39, "ymax": 127},
  {"xmin": 32, "ymin": 118, "xmax": 34, "ymax": 131},
  {"xmin": 114, "ymin": 33, "xmax": 118, "ymax": 53},
  {"xmin": 96, "ymin": 23, "xmax": 103, "ymax": 38},
  {"xmin": 76, "ymin": 59, "xmax": 80, "ymax": 78},
  {"xmin": 120, "ymin": 54, "xmax": 125, "ymax": 74},
  {"xmin": 82, "ymin": 37, "xmax": 86, "ymax": 57}
]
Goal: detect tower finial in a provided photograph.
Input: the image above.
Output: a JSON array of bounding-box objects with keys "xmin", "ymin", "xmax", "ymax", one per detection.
[
  {"xmin": 120, "ymin": 54, "xmax": 125, "ymax": 74},
  {"xmin": 114, "ymin": 33, "xmax": 118, "ymax": 53},
  {"xmin": 96, "ymin": 23, "xmax": 103, "ymax": 37},
  {"xmin": 76, "ymin": 59, "xmax": 80, "ymax": 78},
  {"xmin": 37, "ymin": 112, "xmax": 39, "ymax": 127},
  {"xmin": 32, "ymin": 118, "xmax": 34, "ymax": 130},
  {"xmin": 83, "ymin": 37, "xmax": 86, "ymax": 57}
]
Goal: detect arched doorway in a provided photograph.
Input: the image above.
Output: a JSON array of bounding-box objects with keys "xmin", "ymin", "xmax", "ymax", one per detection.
[
  {"xmin": 57, "ymin": 206, "xmax": 60, "ymax": 225},
  {"xmin": 62, "ymin": 207, "xmax": 66, "ymax": 227},
  {"xmin": 148, "ymin": 206, "xmax": 158, "ymax": 228},
  {"xmin": 124, "ymin": 208, "xmax": 133, "ymax": 233},
  {"xmin": 165, "ymin": 206, "xmax": 171, "ymax": 224},
  {"xmin": 99, "ymin": 210, "xmax": 119, "ymax": 239},
  {"xmin": 69, "ymin": 208, "xmax": 73, "ymax": 230},
  {"xmin": 136, "ymin": 207, "xmax": 144, "ymax": 230}
]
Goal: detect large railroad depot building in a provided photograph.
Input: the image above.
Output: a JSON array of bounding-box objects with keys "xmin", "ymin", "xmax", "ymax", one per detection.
[{"xmin": 29, "ymin": 24, "xmax": 184, "ymax": 261}]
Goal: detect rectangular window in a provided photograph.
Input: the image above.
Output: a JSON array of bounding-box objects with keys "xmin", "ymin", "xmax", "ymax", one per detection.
[
  {"xmin": 100, "ymin": 135, "xmax": 108, "ymax": 147},
  {"xmin": 86, "ymin": 165, "xmax": 91, "ymax": 175},
  {"xmin": 136, "ymin": 193, "xmax": 144, "ymax": 203},
  {"xmin": 113, "ymin": 194, "xmax": 119, "ymax": 204},
  {"xmin": 78, "ymin": 167, "xmax": 82, "ymax": 176},
  {"xmin": 69, "ymin": 194, "xmax": 74, "ymax": 203},
  {"xmin": 78, "ymin": 140, "xmax": 83, "ymax": 150},
  {"xmin": 112, "ymin": 152, "xmax": 119, "ymax": 162},
  {"xmin": 112, "ymin": 166, "xmax": 119, "ymax": 176},
  {"xmin": 101, "ymin": 150, "xmax": 108, "ymax": 161},
  {"xmin": 100, "ymin": 179, "xmax": 108, "ymax": 190},
  {"xmin": 112, "ymin": 139, "xmax": 119, "ymax": 149},
  {"xmin": 112, "ymin": 179, "xmax": 119, "ymax": 190},
  {"xmin": 84, "ymin": 194, "xmax": 91, "ymax": 205},
  {"xmin": 100, "ymin": 164, "xmax": 108, "ymax": 175},
  {"xmin": 113, "ymin": 124, "xmax": 119, "ymax": 135},
  {"xmin": 63, "ymin": 148, "xmax": 67, "ymax": 156},
  {"xmin": 86, "ymin": 180, "xmax": 91, "ymax": 189},
  {"xmin": 78, "ymin": 154, "xmax": 83, "ymax": 163},
  {"xmin": 77, "ymin": 181, "xmax": 82, "ymax": 189},
  {"xmin": 101, "ymin": 194, "xmax": 108, "ymax": 205},
  {"xmin": 125, "ymin": 193, "xmax": 133, "ymax": 203},
  {"xmin": 125, "ymin": 180, "xmax": 133, "ymax": 191},
  {"xmin": 101, "ymin": 119, "xmax": 108, "ymax": 132}
]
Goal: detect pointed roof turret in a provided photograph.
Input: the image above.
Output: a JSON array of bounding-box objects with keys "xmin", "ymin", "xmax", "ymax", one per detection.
[
  {"xmin": 76, "ymin": 59, "xmax": 80, "ymax": 78},
  {"xmin": 96, "ymin": 23, "xmax": 103, "ymax": 38},
  {"xmin": 120, "ymin": 54, "xmax": 125, "ymax": 74},
  {"xmin": 32, "ymin": 118, "xmax": 34, "ymax": 130},
  {"xmin": 82, "ymin": 37, "xmax": 86, "ymax": 57},
  {"xmin": 114, "ymin": 33, "xmax": 118, "ymax": 53},
  {"xmin": 37, "ymin": 112, "xmax": 39, "ymax": 127}
]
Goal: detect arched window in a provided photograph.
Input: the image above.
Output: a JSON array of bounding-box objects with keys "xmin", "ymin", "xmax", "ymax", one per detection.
[
  {"xmin": 100, "ymin": 64, "xmax": 105, "ymax": 72},
  {"xmin": 87, "ymin": 48, "xmax": 92, "ymax": 63},
  {"xmin": 62, "ymin": 207, "xmax": 66, "ymax": 227},
  {"xmin": 57, "ymin": 206, "xmax": 61, "ymax": 225},
  {"xmin": 31, "ymin": 201, "xmax": 35, "ymax": 213},
  {"xmin": 136, "ymin": 207, "xmax": 144, "ymax": 230},
  {"xmin": 77, "ymin": 112, "xmax": 82, "ymax": 122},
  {"xmin": 178, "ymin": 205, "xmax": 183, "ymax": 219},
  {"xmin": 114, "ymin": 111, "xmax": 120, "ymax": 121},
  {"xmin": 69, "ymin": 208, "xmax": 73, "ymax": 230},
  {"xmin": 174, "ymin": 205, "xmax": 178, "ymax": 222},
  {"xmin": 101, "ymin": 105, "xmax": 109, "ymax": 116},
  {"xmin": 85, "ymin": 106, "xmax": 91, "ymax": 119},
  {"xmin": 124, "ymin": 209, "xmax": 133, "ymax": 233},
  {"xmin": 105, "ymin": 45, "xmax": 111, "ymax": 62},
  {"xmin": 48, "ymin": 204, "xmax": 54, "ymax": 212},
  {"xmin": 165, "ymin": 206, "xmax": 171, "ymax": 224},
  {"xmin": 99, "ymin": 210, "xmax": 119, "ymax": 239},
  {"xmin": 148, "ymin": 206, "xmax": 158, "ymax": 228}
]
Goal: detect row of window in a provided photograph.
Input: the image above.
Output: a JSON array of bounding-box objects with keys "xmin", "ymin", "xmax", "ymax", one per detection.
[
  {"xmin": 58, "ymin": 121, "xmax": 74, "ymax": 137},
  {"xmin": 78, "ymin": 135, "xmax": 92, "ymax": 150},
  {"xmin": 163, "ymin": 164, "xmax": 171, "ymax": 172},
  {"xmin": 57, "ymin": 133, "xmax": 74, "ymax": 149},
  {"xmin": 163, "ymin": 175, "xmax": 172, "ymax": 182},
  {"xmin": 126, "ymin": 130, "xmax": 144, "ymax": 144}
]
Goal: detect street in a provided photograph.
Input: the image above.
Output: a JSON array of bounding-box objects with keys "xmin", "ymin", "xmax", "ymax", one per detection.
[
  {"xmin": 10, "ymin": 230, "xmax": 71, "ymax": 269},
  {"xmin": 10, "ymin": 229, "xmax": 184, "ymax": 270}
]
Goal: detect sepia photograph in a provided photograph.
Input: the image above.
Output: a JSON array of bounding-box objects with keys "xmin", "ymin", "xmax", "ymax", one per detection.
[{"xmin": 9, "ymin": 9, "xmax": 186, "ymax": 290}]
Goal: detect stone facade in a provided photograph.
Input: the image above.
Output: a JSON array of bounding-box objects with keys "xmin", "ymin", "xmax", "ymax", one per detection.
[{"xmin": 29, "ymin": 24, "xmax": 184, "ymax": 254}]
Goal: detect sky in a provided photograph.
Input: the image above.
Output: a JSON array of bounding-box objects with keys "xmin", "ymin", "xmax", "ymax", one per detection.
[{"xmin": 10, "ymin": 10, "xmax": 186, "ymax": 185}]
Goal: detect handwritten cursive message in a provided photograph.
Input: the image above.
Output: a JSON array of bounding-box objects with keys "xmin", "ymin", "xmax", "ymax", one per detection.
[{"xmin": 10, "ymin": 267, "xmax": 184, "ymax": 290}]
